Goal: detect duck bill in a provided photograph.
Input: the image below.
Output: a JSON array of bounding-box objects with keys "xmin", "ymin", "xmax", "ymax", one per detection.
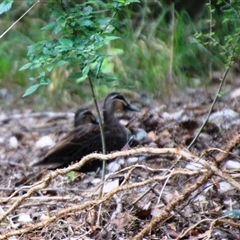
[
  {"xmin": 125, "ymin": 104, "xmax": 140, "ymax": 112},
  {"xmin": 93, "ymin": 119, "xmax": 99, "ymax": 124}
]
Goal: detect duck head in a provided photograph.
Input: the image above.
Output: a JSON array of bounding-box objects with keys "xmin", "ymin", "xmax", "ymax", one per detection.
[
  {"xmin": 74, "ymin": 108, "xmax": 98, "ymax": 127},
  {"xmin": 103, "ymin": 92, "xmax": 139, "ymax": 122}
]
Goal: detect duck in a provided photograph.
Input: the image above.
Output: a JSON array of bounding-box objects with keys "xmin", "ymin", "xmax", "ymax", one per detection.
[
  {"xmin": 74, "ymin": 108, "xmax": 98, "ymax": 127},
  {"xmin": 32, "ymin": 92, "xmax": 139, "ymax": 172}
]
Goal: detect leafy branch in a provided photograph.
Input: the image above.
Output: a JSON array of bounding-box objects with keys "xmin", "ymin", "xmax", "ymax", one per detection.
[{"xmin": 188, "ymin": 1, "xmax": 240, "ymax": 149}]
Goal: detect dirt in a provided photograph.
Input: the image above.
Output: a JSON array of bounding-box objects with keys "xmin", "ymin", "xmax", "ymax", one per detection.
[{"xmin": 1, "ymin": 83, "xmax": 240, "ymax": 239}]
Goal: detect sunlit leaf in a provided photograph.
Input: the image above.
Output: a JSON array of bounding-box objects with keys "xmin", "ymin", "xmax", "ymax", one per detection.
[
  {"xmin": 66, "ymin": 171, "xmax": 76, "ymax": 182},
  {"xmin": 76, "ymin": 65, "xmax": 90, "ymax": 82},
  {"xmin": 41, "ymin": 22, "xmax": 57, "ymax": 30},
  {"xmin": 23, "ymin": 84, "xmax": 41, "ymax": 97},
  {"xmin": 59, "ymin": 38, "xmax": 73, "ymax": 47},
  {"xmin": 40, "ymin": 78, "xmax": 50, "ymax": 85},
  {"xmin": 83, "ymin": 6, "xmax": 93, "ymax": 15},
  {"xmin": 19, "ymin": 63, "xmax": 32, "ymax": 71},
  {"xmin": 26, "ymin": 0, "xmax": 34, "ymax": 5},
  {"xmin": 0, "ymin": 0, "xmax": 13, "ymax": 15},
  {"xmin": 56, "ymin": 60, "xmax": 68, "ymax": 66}
]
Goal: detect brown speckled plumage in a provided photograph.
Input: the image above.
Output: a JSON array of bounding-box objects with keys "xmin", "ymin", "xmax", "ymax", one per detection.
[{"xmin": 33, "ymin": 92, "xmax": 138, "ymax": 172}]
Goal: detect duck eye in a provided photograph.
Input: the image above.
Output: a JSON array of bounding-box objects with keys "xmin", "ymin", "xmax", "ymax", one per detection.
[
  {"xmin": 112, "ymin": 95, "xmax": 128, "ymax": 107},
  {"xmin": 114, "ymin": 95, "xmax": 125, "ymax": 101}
]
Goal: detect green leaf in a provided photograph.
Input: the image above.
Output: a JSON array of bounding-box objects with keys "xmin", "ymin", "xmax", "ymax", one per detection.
[
  {"xmin": 59, "ymin": 38, "xmax": 73, "ymax": 47},
  {"xmin": 106, "ymin": 77, "xmax": 117, "ymax": 82},
  {"xmin": 40, "ymin": 78, "xmax": 50, "ymax": 85},
  {"xmin": 104, "ymin": 36, "xmax": 120, "ymax": 43},
  {"xmin": 116, "ymin": 0, "xmax": 139, "ymax": 5},
  {"xmin": 69, "ymin": 72, "xmax": 83, "ymax": 80},
  {"xmin": 26, "ymin": 0, "xmax": 34, "ymax": 5},
  {"xmin": 0, "ymin": 0, "xmax": 13, "ymax": 15},
  {"xmin": 81, "ymin": 19, "xmax": 94, "ymax": 27},
  {"xmin": 94, "ymin": 56, "xmax": 104, "ymax": 76},
  {"xmin": 41, "ymin": 22, "xmax": 57, "ymax": 30},
  {"xmin": 23, "ymin": 84, "xmax": 41, "ymax": 97},
  {"xmin": 77, "ymin": 65, "xmax": 89, "ymax": 82},
  {"xmin": 82, "ymin": 65, "xmax": 90, "ymax": 76},
  {"xmin": 53, "ymin": 24, "xmax": 62, "ymax": 34},
  {"xmin": 47, "ymin": 65, "xmax": 53, "ymax": 72},
  {"xmin": 56, "ymin": 60, "xmax": 68, "ymax": 66},
  {"xmin": 83, "ymin": 6, "xmax": 93, "ymax": 15},
  {"xmin": 66, "ymin": 171, "xmax": 76, "ymax": 182},
  {"xmin": 28, "ymin": 42, "xmax": 44, "ymax": 54},
  {"xmin": 19, "ymin": 63, "xmax": 32, "ymax": 71}
]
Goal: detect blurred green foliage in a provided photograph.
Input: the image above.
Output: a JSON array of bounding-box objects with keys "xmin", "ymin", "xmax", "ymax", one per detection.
[{"xmin": 0, "ymin": 0, "xmax": 240, "ymax": 109}]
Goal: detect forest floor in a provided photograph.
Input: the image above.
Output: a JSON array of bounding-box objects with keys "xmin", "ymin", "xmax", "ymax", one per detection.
[{"xmin": 1, "ymin": 82, "xmax": 240, "ymax": 239}]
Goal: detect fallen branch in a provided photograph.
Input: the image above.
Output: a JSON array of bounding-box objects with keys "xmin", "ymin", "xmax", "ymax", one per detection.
[
  {"xmin": 0, "ymin": 168, "xmax": 202, "ymax": 239},
  {"xmin": 133, "ymin": 134, "xmax": 240, "ymax": 240}
]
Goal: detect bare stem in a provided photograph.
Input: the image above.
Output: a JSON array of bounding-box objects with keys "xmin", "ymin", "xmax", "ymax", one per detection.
[
  {"xmin": 0, "ymin": 1, "xmax": 41, "ymax": 39},
  {"xmin": 188, "ymin": 37, "xmax": 239, "ymax": 149}
]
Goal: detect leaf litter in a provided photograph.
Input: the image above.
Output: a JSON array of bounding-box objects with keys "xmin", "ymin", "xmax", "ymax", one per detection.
[{"xmin": 1, "ymin": 85, "xmax": 240, "ymax": 239}]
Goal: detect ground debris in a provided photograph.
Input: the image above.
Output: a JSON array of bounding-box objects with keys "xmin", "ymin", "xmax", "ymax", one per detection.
[{"xmin": 1, "ymin": 87, "xmax": 240, "ymax": 239}]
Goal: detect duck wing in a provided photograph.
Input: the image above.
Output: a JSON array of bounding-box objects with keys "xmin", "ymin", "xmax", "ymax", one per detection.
[
  {"xmin": 34, "ymin": 123, "xmax": 101, "ymax": 167},
  {"xmin": 34, "ymin": 123, "xmax": 128, "ymax": 170}
]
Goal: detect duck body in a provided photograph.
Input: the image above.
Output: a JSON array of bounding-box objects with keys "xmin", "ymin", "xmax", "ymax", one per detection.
[{"xmin": 33, "ymin": 93, "xmax": 138, "ymax": 172}]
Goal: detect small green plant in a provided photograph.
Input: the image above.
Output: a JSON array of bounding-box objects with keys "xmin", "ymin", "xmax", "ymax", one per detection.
[
  {"xmin": 194, "ymin": 1, "xmax": 240, "ymax": 69},
  {"xmin": 66, "ymin": 171, "xmax": 77, "ymax": 182},
  {"xmin": 187, "ymin": 1, "xmax": 240, "ymax": 149},
  {"xmin": 15, "ymin": 0, "xmax": 138, "ymax": 96},
  {"xmin": 1, "ymin": 1, "xmax": 240, "ymax": 102}
]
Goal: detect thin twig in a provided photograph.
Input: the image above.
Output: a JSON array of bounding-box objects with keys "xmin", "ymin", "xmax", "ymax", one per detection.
[
  {"xmin": 88, "ymin": 77, "xmax": 107, "ymax": 226},
  {"xmin": 187, "ymin": 59, "xmax": 231, "ymax": 149},
  {"xmin": 0, "ymin": 168, "xmax": 202, "ymax": 239},
  {"xmin": 188, "ymin": 13, "xmax": 240, "ymax": 149},
  {"xmin": 0, "ymin": 1, "xmax": 41, "ymax": 39}
]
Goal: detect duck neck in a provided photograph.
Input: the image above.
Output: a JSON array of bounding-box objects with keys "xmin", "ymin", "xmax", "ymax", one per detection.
[{"xmin": 103, "ymin": 109, "xmax": 118, "ymax": 125}]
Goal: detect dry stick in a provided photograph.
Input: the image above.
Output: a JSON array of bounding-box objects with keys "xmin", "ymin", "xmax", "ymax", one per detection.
[
  {"xmin": 189, "ymin": 153, "xmax": 240, "ymax": 191},
  {"xmin": 0, "ymin": 196, "xmax": 71, "ymax": 203},
  {"xmin": 0, "ymin": 206, "xmax": 14, "ymax": 228},
  {"xmin": 133, "ymin": 134, "xmax": 240, "ymax": 240},
  {"xmin": 0, "ymin": 168, "xmax": 202, "ymax": 239},
  {"xmin": 177, "ymin": 218, "xmax": 215, "ymax": 240},
  {"xmin": 135, "ymin": 155, "xmax": 182, "ymax": 208},
  {"xmin": 178, "ymin": 218, "xmax": 232, "ymax": 240},
  {"xmin": 215, "ymin": 135, "xmax": 240, "ymax": 163},
  {"xmin": 218, "ymin": 218, "xmax": 240, "ymax": 228},
  {"xmin": 107, "ymin": 164, "xmax": 170, "ymax": 178},
  {"xmin": 134, "ymin": 171, "xmax": 213, "ymax": 240},
  {"xmin": 0, "ymin": 148, "xmax": 178, "ymax": 221},
  {"xmin": 120, "ymin": 164, "xmax": 137, "ymax": 186},
  {"xmin": 3, "ymin": 182, "xmax": 43, "ymax": 203},
  {"xmin": 178, "ymin": 216, "xmax": 230, "ymax": 240},
  {"xmin": 1, "ymin": 139, "xmax": 238, "ymax": 232},
  {"xmin": 206, "ymin": 216, "xmax": 227, "ymax": 240},
  {"xmin": 156, "ymin": 169, "xmax": 172, "ymax": 206},
  {"xmin": 132, "ymin": 182, "xmax": 158, "ymax": 205}
]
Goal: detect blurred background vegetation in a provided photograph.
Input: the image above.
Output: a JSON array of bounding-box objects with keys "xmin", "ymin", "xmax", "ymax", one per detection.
[{"xmin": 0, "ymin": 0, "xmax": 239, "ymax": 111}]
